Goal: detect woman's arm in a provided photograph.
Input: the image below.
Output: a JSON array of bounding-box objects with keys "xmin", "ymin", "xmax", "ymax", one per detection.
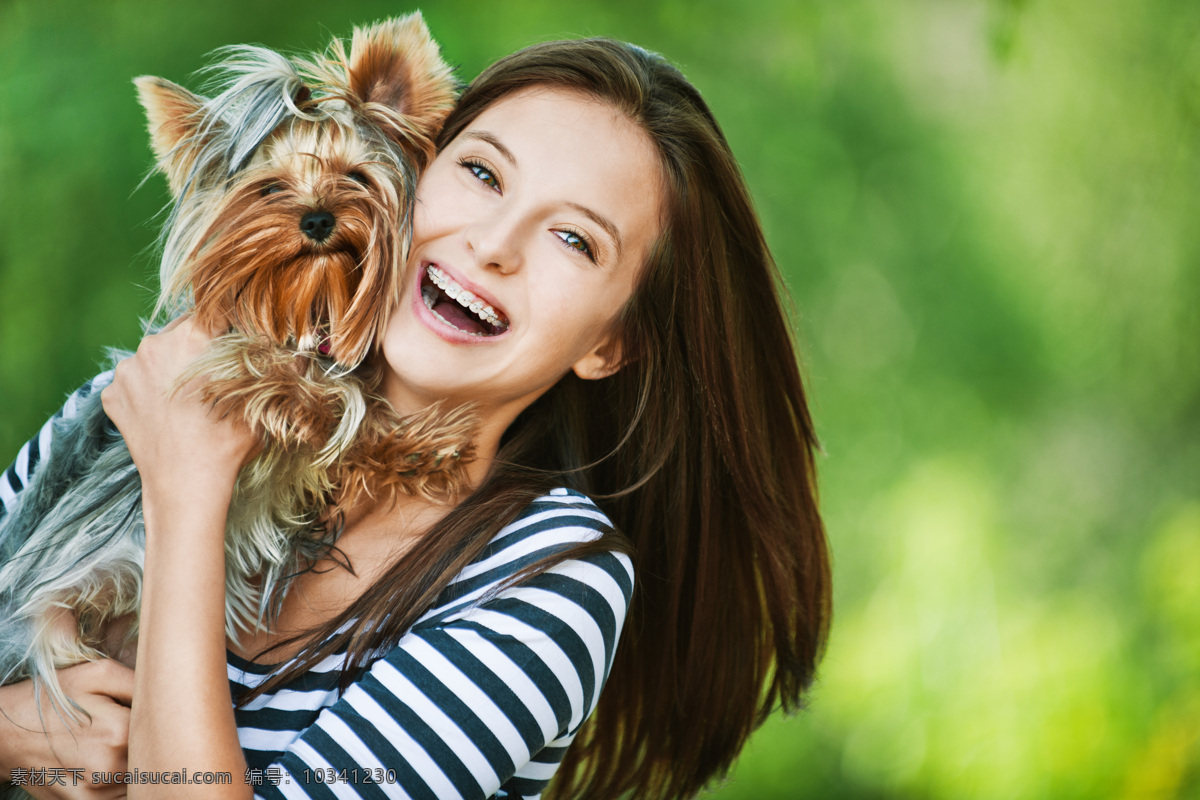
[{"xmin": 100, "ymin": 318, "xmax": 257, "ymax": 799}]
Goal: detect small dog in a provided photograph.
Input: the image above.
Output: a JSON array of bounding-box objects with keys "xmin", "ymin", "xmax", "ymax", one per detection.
[{"xmin": 0, "ymin": 15, "xmax": 477, "ymax": 715}]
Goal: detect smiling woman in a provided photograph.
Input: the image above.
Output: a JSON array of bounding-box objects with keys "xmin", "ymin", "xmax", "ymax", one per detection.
[
  {"xmin": 0, "ymin": 35, "xmax": 829, "ymax": 800},
  {"xmin": 385, "ymin": 86, "xmax": 661, "ymax": 450}
]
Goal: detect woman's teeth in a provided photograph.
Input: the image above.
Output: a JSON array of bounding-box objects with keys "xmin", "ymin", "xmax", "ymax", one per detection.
[{"xmin": 424, "ymin": 265, "xmax": 508, "ymax": 331}]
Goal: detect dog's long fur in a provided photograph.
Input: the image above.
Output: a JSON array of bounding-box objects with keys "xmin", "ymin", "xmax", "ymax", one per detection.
[{"xmin": 0, "ymin": 15, "xmax": 476, "ymax": 723}]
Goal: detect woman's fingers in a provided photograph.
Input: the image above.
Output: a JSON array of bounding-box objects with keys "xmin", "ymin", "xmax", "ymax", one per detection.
[
  {"xmin": 73, "ymin": 658, "xmax": 135, "ymax": 707},
  {"xmin": 102, "ymin": 319, "xmax": 205, "ymax": 423},
  {"xmin": 156, "ymin": 314, "xmax": 188, "ymax": 334},
  {"xmin": 156, "ymin": 312, "xmax": 226, "ymax": 339},
  {"xmin": 0, "ymin": 661, "xmax": 135, "ymax": 799},
  {"xmin": 101, "ymin": 316, "xmax": 255, "ymax": 532}
]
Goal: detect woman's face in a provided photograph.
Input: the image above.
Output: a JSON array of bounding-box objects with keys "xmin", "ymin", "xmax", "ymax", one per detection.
[{"xmin": 381, "ymin": 87, "xmax": 663, "ymax": 434}]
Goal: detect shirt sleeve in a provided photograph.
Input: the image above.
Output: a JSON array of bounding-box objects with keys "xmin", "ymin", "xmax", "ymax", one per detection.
[
  {"xmin": 0, "ymin": 371, "xmax": 114, "ymax": 519},
  {"xmin": 255, "ymin": 542, "xmax": 634, "ymax": 800}
]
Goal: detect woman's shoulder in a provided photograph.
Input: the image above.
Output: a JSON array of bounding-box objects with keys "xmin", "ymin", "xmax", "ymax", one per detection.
[
  {"xmin": 498, "ymin": 486, "xmax": 616, "ymax": 542},
  {"xmin": 412, "ymin": 488, "xmax": 632, "ymax": 631},
  {"xmin": 476, "ymin": 487, "xmax": 622, "ymax": 570}
]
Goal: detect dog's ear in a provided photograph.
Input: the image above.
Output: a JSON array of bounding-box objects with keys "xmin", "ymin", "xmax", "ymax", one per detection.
[
  {"xmin": 135, "ymin": 76, "xmax": 215, "ymax": 196},
  {"xmin": 344, "ymin": 13, "xmax": 457, "ymax": 156}
]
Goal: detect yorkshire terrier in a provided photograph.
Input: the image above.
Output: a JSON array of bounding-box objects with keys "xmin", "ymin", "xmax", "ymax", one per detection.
[{"xmin": 0, "ymin": 14, "xmax": 478, "ymax": 716}]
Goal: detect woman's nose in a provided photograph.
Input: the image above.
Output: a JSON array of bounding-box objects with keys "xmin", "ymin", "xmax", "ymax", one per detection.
[{"xmin": 464, "ymin": 210, "xmax": 524, "ymax": 275}]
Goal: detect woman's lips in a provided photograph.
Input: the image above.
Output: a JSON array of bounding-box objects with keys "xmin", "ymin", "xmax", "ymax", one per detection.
[
  {"xmin": 423, "ymin": 264, "xmax": 509, "ymax": 329},
  {"xmin": 412, "ymin": 262, "xmax": 512, "ymax": 342}
]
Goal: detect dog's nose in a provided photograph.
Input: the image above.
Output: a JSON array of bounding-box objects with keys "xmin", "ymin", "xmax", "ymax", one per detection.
[{"xmin": 300, "ymin": 211, "xmax": 336, "ymax": 242}]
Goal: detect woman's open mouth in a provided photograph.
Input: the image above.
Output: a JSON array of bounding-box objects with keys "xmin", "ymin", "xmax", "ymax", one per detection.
[{"xmin": 420, "ymin": 264, "xmax": 510, "ymax": 336}]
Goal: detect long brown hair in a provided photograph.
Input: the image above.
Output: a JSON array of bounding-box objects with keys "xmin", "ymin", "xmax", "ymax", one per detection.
[{"xmin": 247, "ymin": 38, "xmax": 831, "ymax": 800}]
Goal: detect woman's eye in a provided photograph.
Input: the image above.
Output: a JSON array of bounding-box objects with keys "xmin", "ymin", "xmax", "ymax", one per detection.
[
  {"xmin": 555, "ymin": 229, "xmax": 595, "ymax": 260},
  {"xmin": 461, "ymin": 159, "xmax": 500, "ymax": 191},
  {"xmin": 347, "ymin": 171, "xmax": 370, "ymax": 187}
]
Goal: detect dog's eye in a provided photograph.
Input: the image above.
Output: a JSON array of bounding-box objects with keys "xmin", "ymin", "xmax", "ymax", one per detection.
[
  {"xmin": 261, "ymin": 183, "xmax": 284, "ymax": 197},
  {"xmin": 347, "ymin": 171, "xmax": 370, "ymax": 187}
]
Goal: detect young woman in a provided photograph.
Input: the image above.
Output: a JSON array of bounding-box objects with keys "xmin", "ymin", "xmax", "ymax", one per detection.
[{"xmin": 0, "ymin": 38, "xmax": 831, "ymax": 800}]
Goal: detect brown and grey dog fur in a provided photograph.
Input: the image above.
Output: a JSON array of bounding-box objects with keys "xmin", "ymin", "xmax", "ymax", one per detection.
[{"xmin": 0, "ymin": 15, "xmax": 477, "ymax": 720}]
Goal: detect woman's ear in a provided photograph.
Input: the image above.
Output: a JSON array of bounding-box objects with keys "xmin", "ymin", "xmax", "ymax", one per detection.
[{"xmin": 571, "ymin": 335, "xmax": 625, "ymax": 380}]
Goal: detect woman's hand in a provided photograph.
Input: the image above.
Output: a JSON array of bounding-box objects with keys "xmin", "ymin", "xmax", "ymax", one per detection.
[
  {"xmin": 100, "ymin": 317, "xmax": 256, "ymax": 523},
  {"xmin": 0, "ymin": 660, "xmax": 134, "ymax": 799}
]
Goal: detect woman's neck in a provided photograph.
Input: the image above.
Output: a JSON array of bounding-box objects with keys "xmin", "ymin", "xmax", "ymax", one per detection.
[{"xmin": 230, "ymin": 489, "xmax": 452, "ymax": 663}]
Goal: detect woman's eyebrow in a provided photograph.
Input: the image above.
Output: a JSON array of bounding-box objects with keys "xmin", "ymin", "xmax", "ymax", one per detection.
[
  {"xmin": 566, "ymin": 202, "xmax": 623, "ymax": 259},
  {"xmin": 459, "ymin": 129, "xmax": 622, "ymax": 259},
  {"xmin": 461, "ymin": 130, "xmax": 518, "ymax": 165}
]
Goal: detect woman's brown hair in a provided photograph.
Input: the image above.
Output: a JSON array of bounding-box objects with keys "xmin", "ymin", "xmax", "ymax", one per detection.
[{"xmin": 246, "ymin": 38, "xmax": 831, "ymax": 800}]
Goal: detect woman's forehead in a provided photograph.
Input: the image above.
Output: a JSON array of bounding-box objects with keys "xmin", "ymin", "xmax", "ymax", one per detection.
[{"xmin": 459, "ymin": 87, "xmax": 643, "ymax": 163}]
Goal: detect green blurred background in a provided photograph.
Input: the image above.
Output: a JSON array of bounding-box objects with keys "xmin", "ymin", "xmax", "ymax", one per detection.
[{"xmin": 2, "ymin": 0, "xmax": 1198, "ymax": 797}]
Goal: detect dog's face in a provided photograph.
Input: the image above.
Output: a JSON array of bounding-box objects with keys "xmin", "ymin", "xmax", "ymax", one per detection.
[
  {"xmin": 137, "ymin": 15, "xmax": 456, "ymax": 369},
  {"xmin": 182, "ymin": 116, "xmax": 411, "ymax": 368}
]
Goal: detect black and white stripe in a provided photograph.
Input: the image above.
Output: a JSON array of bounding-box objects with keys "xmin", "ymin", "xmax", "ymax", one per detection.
[
  {"xmin": 3, "ymin": 376, "xmax": 634, "ymax": 800},
  {"xmin": 1, "ymin": 372, "xmax": 109, "ymax": 520},
  {"xmin": 235, "ymin": 490, "xmax": 632, "ymax": 800}
]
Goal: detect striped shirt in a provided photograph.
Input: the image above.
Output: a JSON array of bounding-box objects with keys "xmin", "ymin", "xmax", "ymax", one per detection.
[{"xmin": 2, "ymin": 375, "xmax": 634, "ymax": 799}]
